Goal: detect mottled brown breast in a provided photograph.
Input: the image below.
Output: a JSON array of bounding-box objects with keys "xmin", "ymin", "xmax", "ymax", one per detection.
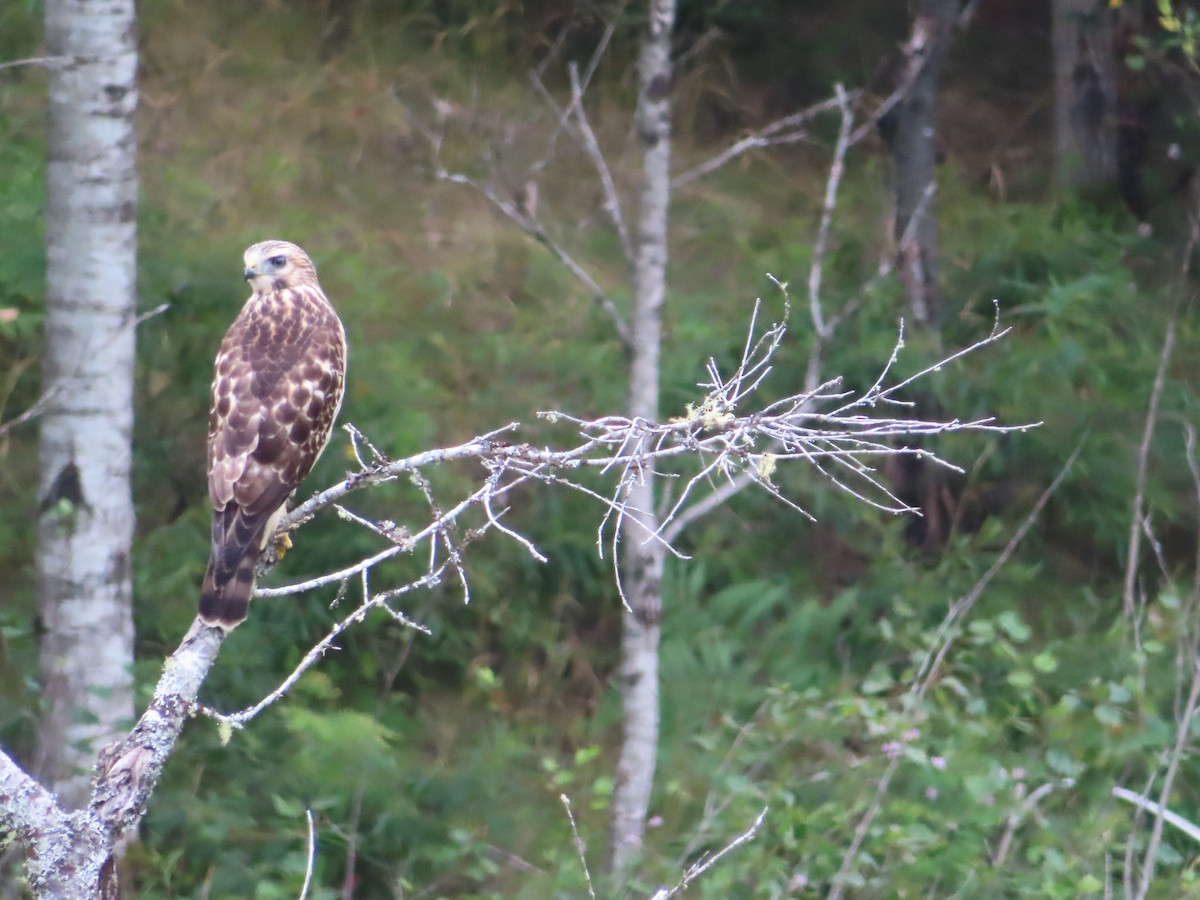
[{"xmin": 207, "ymin": 284, "xmax": 347, "ymax": 519}]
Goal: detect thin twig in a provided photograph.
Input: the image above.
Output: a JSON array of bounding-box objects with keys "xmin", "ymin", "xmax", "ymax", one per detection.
[
  {"xmin": 827, "ymin": 751, "xmax": 901, "ymax": 900},
  {"xmin": 830, "ymin": 445, "xmax": 1079, "ymax": 900},
  {"xmin": 673, "ymin": 94, "xmax": 853, "ymax": 187},
  {"xmin": 912, "ymin": 441, "xmax": 1083, "ymax": 697},
  {"xmin": 807, "ymin": 84, "xmax": 854, "ymax": 342},
  {"xmin": 1124, "ymin": 298, "xmax": 1181, "ymax": 618},
  {"xmin": 680, "ymin": 697, "xmax": 774, "ymax": 861},
  {"xmin": 1136, "ymin": 657, "xmax": 1200, "ymax": 899},
  {"xmin": 0, "ymin": 302, "xmax": 168, "ymax": 439},
  {"xmin": 204, "ymin": 572, "xmax": 440, "ymax": 727},
  {"xmin": 538, "ymin": 3, "xmax": 626, "ymax": 158},
  {"xmin": 0, "ymin": 56, "xmax": 70, "ymax": 72},
  {"xmin": 569, "ymin": 61, "xmax": 633, "ymax": 266},
  {"xmin": 650, "ymin": 807, "xmax": 769, "ymax": 899},
  {"xmin": 1113, "ymin": 786, "xmax": 1200, "ymax": 846},
  {"xmin": 847, "ymin": 15, "xmax": 943, "ymax": 147},
  {"xmin": 991, "ymin": 779, "xmax": 1076, "ymax": 867},
  {"xmin": 340, "ymin": 785, "xmax": 363, "ymax": 900},
  {"xmin": 433, "ymin": 168, "xmax": 633, "ymax": 350},
  {"xmin": 560, "ymin": 794, "xmax": 596, "ymax": 900},
  {"xmin": 299, "ymin": 809, "xmax": 317, "ymax": 900}
]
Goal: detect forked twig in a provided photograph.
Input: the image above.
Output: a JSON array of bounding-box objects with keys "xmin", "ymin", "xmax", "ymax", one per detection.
[{"xmin": 650, "ymin": 807, "xmax": 768, "ymax": 899}]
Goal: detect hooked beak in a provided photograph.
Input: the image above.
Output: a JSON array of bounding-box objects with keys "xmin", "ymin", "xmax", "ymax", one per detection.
[{"xmin": 243, "ymin": 266, "xmax": 257, "ymax": 281}]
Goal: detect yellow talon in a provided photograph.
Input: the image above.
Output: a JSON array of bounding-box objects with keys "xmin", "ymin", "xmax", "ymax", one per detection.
[{"xmin": 276, "ymin": 532, "xmax": 294, "ymax": 558}]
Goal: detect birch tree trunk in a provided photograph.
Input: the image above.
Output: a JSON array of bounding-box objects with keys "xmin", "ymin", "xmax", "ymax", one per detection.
[
  {"xmin": 1053, "ymin": 0, "xmax": 1118, "ymax": 188},
  {"xmin": 37, "ymin": 0, "xmax": 138, "ymax": 809},
  {"xmin": 609, "ymin": 0, "xmax": 675, "ymax": 875}
]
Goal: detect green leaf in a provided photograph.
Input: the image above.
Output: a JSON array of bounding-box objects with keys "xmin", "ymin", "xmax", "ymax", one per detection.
[
  {"xmin": 1033, "ymin": 652, "xmax": 1058, "ymax": 673},
  {"xmin": 861, "ymin": 667, "xmax": 894, "ymax": 695},
  {"xmin": 1008, "ymin": 670, "xmax": 1035, "ymax": 690},
  {"xmin": 1047, "ymin": 749, "xmax": 1084, "ymax": 777},
  {"xmin": 574, "ymin": 745, "xmax": 600, "ymax": 766},
  {"xmin": 997, "ymin": 610, "xmax": 1032, "ymax": 643},
  {"xmin": 1108, "ymin": 682, "xmax": 1132, "ymax": 704}
]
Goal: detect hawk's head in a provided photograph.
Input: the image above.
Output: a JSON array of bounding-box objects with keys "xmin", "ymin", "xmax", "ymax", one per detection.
[{"xmin": 242, "ymin": 240, "xmax": 319, "ymax": 293}]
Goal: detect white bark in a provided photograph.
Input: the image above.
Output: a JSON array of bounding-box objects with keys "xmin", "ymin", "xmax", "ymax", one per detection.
[
  {"xmin": 2, "ymin": 625, "xmax": 224, "ymax": 898},
  {"xmin": 1053, "ymin": 0, "xmax": 1118, "ymax": 188},
  {"xmin": 610, "ymin": 0, "xmax": 675, "ymax": 874},
  {"xmin": 37, "ymin": 0, "xmax": 138, "ymax": 808}
]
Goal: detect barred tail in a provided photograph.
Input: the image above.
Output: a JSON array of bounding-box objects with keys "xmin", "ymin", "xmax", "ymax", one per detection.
[{"xmin": 198, "ymin": 548, "xmax": 258, "ymax": 630}]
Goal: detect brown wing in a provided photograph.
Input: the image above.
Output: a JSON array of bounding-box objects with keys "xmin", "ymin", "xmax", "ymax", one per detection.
[{"xmin": 199, "ymin": 284, "xmax": 347, "ymax": 628}]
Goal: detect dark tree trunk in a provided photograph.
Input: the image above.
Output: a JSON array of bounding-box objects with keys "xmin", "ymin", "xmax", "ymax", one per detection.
[
  {"xmin": 886, "ymin": 0, "xmax": 958, "ymax": 333},
  {"xmin": 876, "ymin": 0, "xmax": 960, "ymax": 546},
  {"xmin": 1053, "ymin": 0, "xmax": 1118, "ymax": 189}
]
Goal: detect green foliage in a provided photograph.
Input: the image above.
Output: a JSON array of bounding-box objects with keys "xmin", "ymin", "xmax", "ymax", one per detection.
[
  {"xmin": 1154, "ymin": 0, "xmax": 1200, "ymax": 66},
  {"xmin": 6, "ymin": 0, "xmax": 1200, "ymax": 896}
]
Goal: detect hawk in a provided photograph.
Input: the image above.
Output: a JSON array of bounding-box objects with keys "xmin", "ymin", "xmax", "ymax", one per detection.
[{"xmin": 199, "ymin": 240, "xmax": 347, "ymax": 630}]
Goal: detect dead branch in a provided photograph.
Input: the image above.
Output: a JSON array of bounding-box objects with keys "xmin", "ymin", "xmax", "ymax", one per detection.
[
  {"xmin": 807, "ymin": 84, "xmax": 855, "ymax": 343},
  {"xmin": 0, "ymin": 56, "xmax": 70, "ymax": 71},
  {"xmin": 1112, "ymin": 786, "xmax": 1200, "ymax": 846},
  {"xmin": 649, "ymin": 807, "xmax": 768, "ymax": 899},
  {"xmin": 1135, "ymin": 657, "xmax": 1200, "ymax": 899},
  {"xmin": 432, "ymin": 165, "xmax": 634, "ymax": 352},
  {"xmin": 228, "ymin": 303, "xmax": 1025, "ymax": 733},
  {"xmin": 561, "ymin": 794, "xmax": 597, "ymax": 900},
  {"xmin": 672, "ymin": 93, "xmax": 856, "ymax": 188},
  {"xmin": 992, "ymin": 778, "xmax": 1076, "ymax": 867},
  {"xmin": 1123, "ymin": 299, "xmax": 1180, "ymax": 617},
  {"xmin": 568, "ymin": 62, "xmax": 633, "ymax": 266},
  {"xmin": 3, "ymin": 299, "xmax": 1021, "ymax": 895}
]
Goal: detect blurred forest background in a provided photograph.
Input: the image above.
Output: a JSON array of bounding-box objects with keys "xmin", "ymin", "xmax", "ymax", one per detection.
[{"xmin": 5, "ymin": 0, "xmax": 1200, "ymax": 896}]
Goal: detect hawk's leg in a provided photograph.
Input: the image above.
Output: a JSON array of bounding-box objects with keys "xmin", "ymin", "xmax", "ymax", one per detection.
[{"xmin": 273, "ymin": 531, "xmax": 294, "ymax": 559}]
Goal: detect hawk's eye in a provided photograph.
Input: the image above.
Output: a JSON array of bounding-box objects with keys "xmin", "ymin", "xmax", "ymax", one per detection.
[{"xmin": 269, "ymin": 255, "xmax": 287, "ymax": 268}]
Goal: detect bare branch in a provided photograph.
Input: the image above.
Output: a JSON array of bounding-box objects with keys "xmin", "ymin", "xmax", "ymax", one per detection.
[
  {"xmin": 992, "ymin": 778, "xmax": 1076, "ymax": 867},
  {"xmin": 560, "ymin": 794, "xmax": 596, "ymax": 900},
  {"xmin": 1113, "ymin": 786, "xmax": 1200, "ymax": 846},
  {"xmin": 536, "ymin": 3, "xmax": 627, "ymax": 161},
  {"xmin": 827, "ymin": 753, "xmax": 900, "ymax": 900},
  {"xmin": 434, "ymin": 167, "xmax": 633, "ymax": 351},
  {"xmin": 672, "ymin": 93, "xmax": 854, "ymax": 188},
  {"xmin": 0, "ymin": 748, "xmax": 71, "ymax": 863},
  {"xmin": 89, "ymin": 626, "xmax": 224, "ymax": 833},
  {"xmin": 650, "ymin": 807, "xmax": 768, "ymax": 899},
  {"xmin": 208, "ymin": 572, "xmax": 438, "ymax": 728},
  {"xmin": 808, "ymin": 84, "xmax": 855, "ymax": 342},
  {"xmin": 268, "ymin": 302, "xmax": 1024, "ymax": 612},
  {"xmin": 912, "ymin": 441, "xmax": 1083, "ymax": 698},
  {"xmin": 299, "ymin": 809, "xmax": 317, "ymax": 900},
  {"xmin": 847, "ymin": 14, "xmax": 944, "ymax": 148},
  {"xmin": 1136, "ymin": 656, "xmax": 1200, "ymax": 899},
  {"xmin": 1124, "ymin": 298, "xmax": 1181, "ymax": 617},
  {"xmin": 568, "ymin": 62, "xmax": 634, "ymax": 266},
  {"xmin": 0, "ymin": 56, "xmax": 70, "ymax": 72},
  {"xmin": 0, "ymin": 302, "xmax": 168, "ymax": 439},
  {"xmin": 0, "ymin": 386, "xmax": 62, "ymax": 440},
  {"xmin": 210, "ymin": 301, "xmax": 1026, "ymax": 741}
]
